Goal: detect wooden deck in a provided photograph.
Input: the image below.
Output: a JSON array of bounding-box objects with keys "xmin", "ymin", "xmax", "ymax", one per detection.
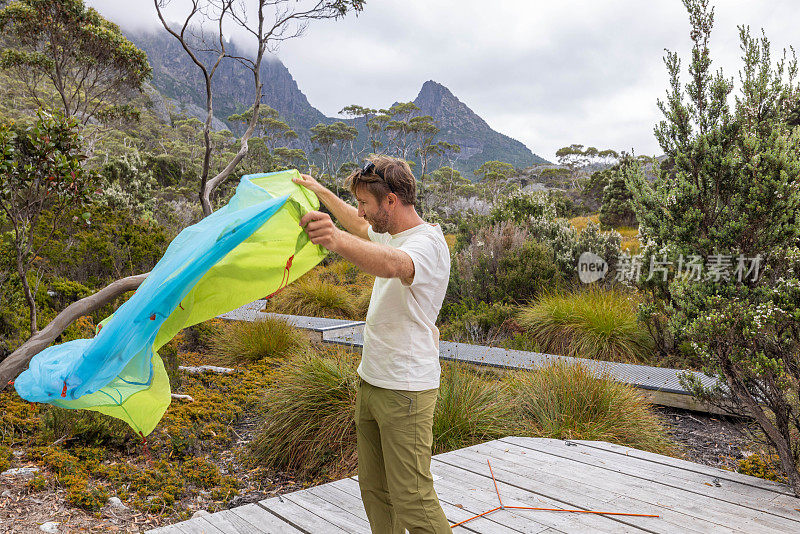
[{"xmin": 146, "ymin": 437, "xmax": 800, "ymax": 533}]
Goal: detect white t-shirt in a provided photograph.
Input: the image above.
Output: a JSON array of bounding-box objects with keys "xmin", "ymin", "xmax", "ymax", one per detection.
[{"xmin": 357, "ymin": 222, "xmax": 451, "ymax": 391}]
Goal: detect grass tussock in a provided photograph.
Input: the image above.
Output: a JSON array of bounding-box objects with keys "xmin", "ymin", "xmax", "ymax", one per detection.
[
  {"xmin": 265, "ymin": 273, "xmax": 361, "ymax": 319},
  {"xmin": 509, "ymin": 360, "xmax": 675, "ymax": 455},
  {"xmin": 432, "ymin": 363, "xmax": 511, "ymax": 454},
  {"xmin": 247, "ymin": 353, "xmax": 676, "ymax": 477},
  {"xmin": 247, "ymin": 353, "xmax": 519, "ymax": 477},
  {"xmin": 208, "ymin": 316, "xmax": 311, "ymax": 364},
  {"xmin": 246, "ymin": 347, "xmax": 360, "ymax": 478},
  {"xmin": 264, "ymin": 260, "xmax": 374, "ymax": 320},
  {"xmin": 517, "ymin": 288, "xmax": 654, "ymax": 364}
]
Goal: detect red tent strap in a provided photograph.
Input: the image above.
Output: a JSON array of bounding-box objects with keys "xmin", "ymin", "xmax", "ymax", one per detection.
[
  {"xmin": 139, "ymin": 431, "xmax": 151, "ymax": 465},
  {"xmin": 61, "ymin": 381, "xmax": 67, "ymax": 398},
  {"xmin": 265, "ymin": 254, "xmax": 295, "ymax": 300}
]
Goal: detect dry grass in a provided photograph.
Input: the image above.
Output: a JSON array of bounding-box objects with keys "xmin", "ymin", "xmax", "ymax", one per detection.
[
  {"xmin": 208, "ymin": 316, "xmax": 311, "ymax": 364},
  {"xmin": 432, "ymin": 363, "xmax": 512, "ymax": 454},
  {"xmin": 265, "ymin": 260, "xmax": 374, "ymax": 320},
  {"xmin": 570, "ymin": 215, "xmax": 641, "ymax": 252},
  {"xmin": 617, "ymin": 226, "xmax": 641, "ymax": 253},
  {"xmin": 568, "ymin": 214, "xmax": 600, "ymax": 232},
  {"xmin": 508, "ymin": 360, "xmax": 675, "ymax": 455},
  {"xmin": 265, "ymin": 274, "xmax": 359, "ymax": 319},
  {"xmin": 248, "ymin": 354, "xmax": 514, "ymax": 477},
  {"xmin": 245, "ymin": 346, "xmax": 361, "ymax": 478},
  {"xmin": 516, "ymin": 288, "xmax": 655, "ymax": 364}
]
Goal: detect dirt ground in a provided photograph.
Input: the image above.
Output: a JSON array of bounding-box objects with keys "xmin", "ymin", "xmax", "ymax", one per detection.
[{"xmin": 655, "ymin": 406, "xmax": 758, "ymax": 471}]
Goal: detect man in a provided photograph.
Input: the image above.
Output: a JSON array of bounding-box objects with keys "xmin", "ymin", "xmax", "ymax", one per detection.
[{"xmin": 294, "ymin": 156, "xmax": 452, "ymax": 534}]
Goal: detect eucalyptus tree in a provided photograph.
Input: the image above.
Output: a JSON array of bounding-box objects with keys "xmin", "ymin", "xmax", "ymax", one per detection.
[
  {"xmin": 0, "ymin": 0, "xmax": 150, "ymax": 126},
  {"xmin": 228, "ymin": 105, "xmax": 297, "ymax": 152},
  {"xmin": 154, "ymin": 0, "xmax": 365, "ymax": 216}
]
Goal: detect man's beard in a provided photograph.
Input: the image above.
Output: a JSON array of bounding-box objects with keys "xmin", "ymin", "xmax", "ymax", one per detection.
[{"xmin": 368, "ymin": 207, "xmax": 391, "ymax": 234}]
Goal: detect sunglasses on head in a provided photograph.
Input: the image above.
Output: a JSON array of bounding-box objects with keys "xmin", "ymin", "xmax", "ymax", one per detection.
[
  {"xmin": 360, "ymin": 161, "xmax": 385, "ymax": 179},
  {"xmin": 360, "ymin": 161, "xmax": 394, "ymax": 192}
]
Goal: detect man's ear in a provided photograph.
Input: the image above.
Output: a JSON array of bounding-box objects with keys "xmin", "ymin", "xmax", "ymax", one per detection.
[{"xmin": 385, "ymin": 192, "xmax": 398, "ymax": 208}]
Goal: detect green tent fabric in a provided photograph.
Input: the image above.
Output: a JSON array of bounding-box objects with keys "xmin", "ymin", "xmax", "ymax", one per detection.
[{"xmin": 15, "ymin": 169, "xmax": 327, "ymax": 436}]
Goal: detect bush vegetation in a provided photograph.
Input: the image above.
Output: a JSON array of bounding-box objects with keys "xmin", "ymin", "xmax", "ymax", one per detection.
[
  {"xmin": 516, "ymin": 288, "xmax": 655, "ymax": 364},
  {"xmin": 247, "ymin": 349, "xmax": 675, "ymax": 478},
  {"xmin": 508, "ymin": 360, "xmax": 675, "ymax": 454},
  {"xmin": 263, "ymin": 260, "xmax": 374, "ymax": 320},
  {"xmin": 208, "ymin": 316, "xmax": 311, "ymax": 364}
]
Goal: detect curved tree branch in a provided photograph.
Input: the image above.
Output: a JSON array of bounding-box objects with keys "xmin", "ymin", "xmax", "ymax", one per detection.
[{"xmin": 0, "ymin": 272, "xmax": 149, "ymax": 390}]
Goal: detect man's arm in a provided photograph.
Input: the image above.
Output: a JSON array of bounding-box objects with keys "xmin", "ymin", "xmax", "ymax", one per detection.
[
  {"xmin": 299, "ymin": 211, "xmax": 415, "ymax": 285},
  {"xmin": 292, "ymin": 174, "xmax": 369, "ymax": 240}
]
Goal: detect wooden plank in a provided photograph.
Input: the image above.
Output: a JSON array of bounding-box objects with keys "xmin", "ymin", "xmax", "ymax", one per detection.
[
  {"xmin": 637, "ymin": 388, "xmax": 734, "ymax": 415},
  {"xmin": 501, "ymin": 436, "xmax": 800, "ymax": 523},
  {"xmin": 337, "ymin": 475, "xmax": 528, "ymax": 534},
  {"xmin": 307, "ymin": 481, "xmax": 370, "ymax": 521},
  {"xmin": 202, "ymin": 510, "xmax": 263, "ymax": 534},
  {"xmin": 171, "ymin": 517, "xmax": 226, "ymax": 534},
  {"xmin": 478, "ymin": 439, "xmax": 779, "ymax": 532},
  {"xmin": 465, "ymin": 440, "xmax": 795, "ymax": 533},
  {"xmin": 228, "ymin": 503, "xmax": 304, "ymax": 533},
  {"xmin": 429, "ymin": 459, "xmax": 638, "ymax": 534},
  {"xmin": 259, "ymin": 494, "xmax": 350, "ymax": 533},
  {"xmin": 767, "ymin": 494, "xmax": 800, "ymax": 517},
  {"xmin": 284, "ymin": 489, "xmax": 372, "ymax": 533},
  {"xmin": 570, "ymin": 439, "xmax": 794, "ymax": 495},
  {"xmin": 433, "ymin": 453, "xmax": 670, "ymax": 534},
  {"xmin": 441, "ymin": 445, "xmax": 738, "ymax": 534}
]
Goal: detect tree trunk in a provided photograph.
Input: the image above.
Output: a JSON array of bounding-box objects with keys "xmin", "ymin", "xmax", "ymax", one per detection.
[
  {"xmin": 16, "ymin": 258, "xmax": 37, "ymax": 336},
  {"xmin": 0, "ymin": 272, "xmax": 149, "ymax": 390},
  {"xmin": 725, "ymin": 368, "xmax": 800, "ymax": 496}
]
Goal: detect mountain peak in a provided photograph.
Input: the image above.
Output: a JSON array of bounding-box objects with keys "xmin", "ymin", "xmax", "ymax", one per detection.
[
  {"xmin": 413, "ymin": 81, "xmax": 548, "ymax": 169},
  {"xmin": 418, "ymin": 80, "xmax": 454, "ymax": 100}
]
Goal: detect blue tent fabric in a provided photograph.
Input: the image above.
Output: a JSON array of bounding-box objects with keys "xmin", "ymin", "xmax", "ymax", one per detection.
[{"xmin": 14, "ymin": 169, "xmax": 326, "ymax": 435}]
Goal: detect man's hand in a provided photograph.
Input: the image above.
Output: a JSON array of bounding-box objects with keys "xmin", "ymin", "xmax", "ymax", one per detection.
[
  {"xmin": 299, "ymin": 211, "xmax": 342, "ymax": 251},
  {"xmin": 292, "ymin": 173, "xmax": 325, "ymax": 195}
]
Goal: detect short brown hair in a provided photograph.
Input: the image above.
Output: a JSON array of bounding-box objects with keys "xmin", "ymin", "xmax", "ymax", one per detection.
[{"xmin": 345, "ymin": 155, "xmax": 416, "ymax": 206}]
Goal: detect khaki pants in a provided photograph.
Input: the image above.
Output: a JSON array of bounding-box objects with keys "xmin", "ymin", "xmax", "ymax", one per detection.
[{"xmin": 355, "ymin": 378, "xmax": 452, "ymax": 534}]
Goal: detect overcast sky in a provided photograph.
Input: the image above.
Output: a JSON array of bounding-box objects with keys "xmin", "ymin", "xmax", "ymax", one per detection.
[{"xmin": 87, "ymin": 1, "xmax": 798, "ymax": 161}]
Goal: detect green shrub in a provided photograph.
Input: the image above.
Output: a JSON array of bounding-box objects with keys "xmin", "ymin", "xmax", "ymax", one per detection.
[
  {"xmin": 599, "ymin": 156, "xmax": 637, "ymax": 228},
  {"xmin": 209, "ymin": 316, "xmax": 310, "ymax": 364},
  {"xmin": 0, "ymin": 445, "xmax": 11, "ymax": 472},
  {"xmin": 27, "ymin": 475, "xmax": 47, "ymax": 492},
  {"xmin": 509, "ymin": 360, "xmax": 674, "ymax": 454},
  {"xmin": 451, "ymin": 221, "xmax": 561, "ymax": 305},
  {"xmin": 439, "ymin": 301, "xmax": 516, "ymax": 344},
  {"xmin": 39, "ymin": 407, "xmax": 135, "ymax": 448},
  {"xmin": 489, "ymin": 190, "xmax": 556, "ymax": 224},
  {"xmin": 432, "ymin": 363, "xmax": 511, "ymax": 454},
  {"xmin": 517, "ymin": 288, "xmax": 655, "ymax": 363},
  {"xmin": 180, "ymin": 456, "xmax": 221, "ymax": 489},
  {"xmin": 527, "ymin": 215, "xmax": 622, "ymax": 284},
  {"xmin": 265, "ymin": 275, "xmax": 358, "ymax": 319},
  {"xmin": 63, "ymin": 476, "xmax": 109, "ymax": 511},
  {"xmin": 35, "ymin": 205, "xmax": 168, "ymax": 288},
  {"xmin": 738, "ymin": 452, "xmax": 784, "ymax": 482},
  {"xmin": 246, "ymin": 347, "xmax": 360, "ymax": 478}
]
